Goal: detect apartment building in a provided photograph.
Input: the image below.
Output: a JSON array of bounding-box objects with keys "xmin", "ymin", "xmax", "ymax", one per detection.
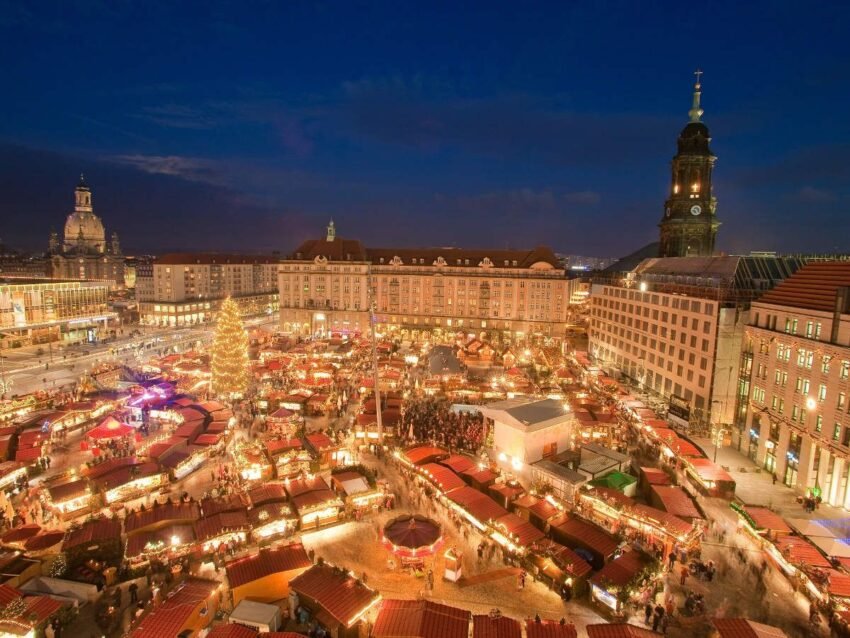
[
  {"xmin": 279, "ymin": 222, "xmax": 576, "ymax": 340},
  {"xmin": 588, "ymin": 256, "xmax": 801, "ymax": 429},
  {"xmin": 743, "ymin": 262, "xmax": 850, "ymax": 506},
  {"xmin": 137, "ymin": 254, "xmax": 279, "ymax": 326}
]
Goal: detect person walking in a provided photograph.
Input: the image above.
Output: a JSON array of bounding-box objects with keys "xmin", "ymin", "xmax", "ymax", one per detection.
[
  {"xmin": 644, "ymin": 602, "xmax": 653, "ymax": 625},
  {"xmin": 680, "ymin": 564, "xmax": 689, "ymax": 586}
]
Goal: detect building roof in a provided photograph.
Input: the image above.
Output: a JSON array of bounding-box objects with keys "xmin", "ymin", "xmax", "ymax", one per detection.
[
  {"xmin": 155, "ymin": 253, "xmax": 280, "ymax": 265},
  {"xmin": 525, "ymin": 619, "xmax": 578, "ymax": 638},
  {"xmin": 248, "ymin": 483, "xmax": 289, "ymax": 507},
  {"xmin": 756, "ymin": 261, "xmax": 850, "ymax": 312},
  {"xmin": 289, "ymin": 564, "xmax": 379, "ymax": 628},
  {"xmin": 472, "ymin": 614, "xmax": 522, "ymax": 638},
  {"xmin": 440, "ymin": 455, "xmax": 476, "ymax": 474},
  {"xmin": 650, "ymin": 486, "xmax": 702, "ymax": 520},
  {"xmin": 743, "ymin": 507, "xmax": 791, "ymax": 534},
  {"xmin": 419, "ymin": 463, "xmax": 466, "ymax": 494},
  {"xmin": 225, "ymin": 543, "xmax": 311, "ymax": 589},
  {"xmin": 586, "ymin": 624, "xmax": 660, "ymax": 638},
  {"xmin": 62, "ymin": 516, "xmax": 122, "ymax": 551},
  {"xmin": 402, "ymin": 445, "xmax": 448, "ymax": 466},
  {"xmin": 483, "ymin": 397, "xmax": 571, "ymax": 432},
  {"xmin": 130, "ymin": 577, "xmax": 218, "ymax": 638},
  {"xmin": 194, "ymin": 510, "xmax": 250, "ymax": 542},
  {"xmin": 493, "ymin": 513, "xmax": 545, "ymax": 548},
  {"xmin": 124, "ymin": 500, "xmax": 201, "ymax": 534},
  {"xmin": 590, "ymin": 550, "xmax": 649, "ymax": 588},
  {"xmin": 125, "ymin": 524, "xmax": 196, "ymax": 559},
  {"xmin": 553, "ymin": 517, "xmax": 618, "ymax": 557},
  {"xmin": 712, "ymin": 618, "xmax": 788, "ymax": 638},
  {"xmin": 372, "ymin": 599, "xmax": 470, "ymax": 638},
  {"xmin": 447, "ymin": 487, "xmax": 508, "ymax": 523}
]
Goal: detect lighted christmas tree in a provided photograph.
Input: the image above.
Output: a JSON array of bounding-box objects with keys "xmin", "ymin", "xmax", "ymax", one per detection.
[{"xmin": 210, "ymin": 297, "xmax": 250, "ymax": 399}]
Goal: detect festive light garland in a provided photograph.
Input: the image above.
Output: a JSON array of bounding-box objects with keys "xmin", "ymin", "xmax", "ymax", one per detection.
[{"xmin": 210, "ymin": 297, "xmax": 250, "ymax": 399}]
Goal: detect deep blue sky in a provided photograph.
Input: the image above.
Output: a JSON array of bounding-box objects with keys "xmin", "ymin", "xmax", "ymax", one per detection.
[{"xmin": 1, "ymin": 1, "xmax": 849, "ymax": 257}]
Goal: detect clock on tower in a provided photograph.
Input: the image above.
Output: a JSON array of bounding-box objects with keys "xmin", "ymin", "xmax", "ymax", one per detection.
[{"xmin": 658, "ymin": 70, "xmax": 721, "ymax": 258}]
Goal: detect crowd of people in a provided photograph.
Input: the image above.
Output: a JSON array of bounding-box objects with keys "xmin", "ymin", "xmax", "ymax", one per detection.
[{"xmin": 402, "ymin": 397, "xmax": 485, "ymax": 453}]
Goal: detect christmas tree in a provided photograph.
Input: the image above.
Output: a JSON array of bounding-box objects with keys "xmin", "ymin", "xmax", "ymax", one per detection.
[{"xmin": 210, "ymin": 297, "xmax": 250, "ymax": 399}]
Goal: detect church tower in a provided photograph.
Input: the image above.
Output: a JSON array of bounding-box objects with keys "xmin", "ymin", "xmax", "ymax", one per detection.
[{"xmin": 658, "ymin": 71, "xmax": 720, "ymax": 258}]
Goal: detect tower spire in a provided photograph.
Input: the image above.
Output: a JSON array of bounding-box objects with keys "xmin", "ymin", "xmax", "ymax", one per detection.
[{"xmin": 688, "ymin": 69, "xmax": 704, "ymax": 123}]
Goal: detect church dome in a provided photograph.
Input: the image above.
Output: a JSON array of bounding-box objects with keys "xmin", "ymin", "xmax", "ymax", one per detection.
[
  {"xmin": 64, "ymin": 211, "xmax": 106, "ymax": 251},
  {"xmin": 677, "ymin": 121, "xmax": 712, "ymax": 155}
]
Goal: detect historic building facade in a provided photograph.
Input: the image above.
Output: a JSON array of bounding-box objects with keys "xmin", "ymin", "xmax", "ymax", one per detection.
[
  {"xmin": 137, "ymin": 254, "xmax": 279, "ymax": 326},
  {"xmin": 658, "ymin": 72, "xmax": 720, "ymax": 258},
  {"xmin": 742, "ymin": 262, "xmax": 850, "ymax": 506},
  {"xmin": 47, "ymin": 176, "xmax": 125, "ymax": 288},
  {"xmin": 278, "ymin": 222, "xmax": 575, "ymax": 340}
]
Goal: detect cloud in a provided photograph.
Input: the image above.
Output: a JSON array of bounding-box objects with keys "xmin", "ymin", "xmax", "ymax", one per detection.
[
  {"xmin": 445, "ymin": 188, "xmax": 600, "ymax": 218},
  {"xmin": 110, "ymin": 154, "xmax": 221, "ymax": 184},
  {"xmin": 135, "ymin": 104, "xmax": 224, "ymax": 130},
  {"xmin": 794, "ymin": 186, "xmax": 838, "ymax": 203}
]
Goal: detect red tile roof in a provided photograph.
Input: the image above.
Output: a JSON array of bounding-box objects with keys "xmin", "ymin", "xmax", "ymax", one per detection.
[
  {"xmin": 195, "ymin": 433, "xmax": 222, "ymax": 446},
  {"xmin": 472, "ymin": 615, "xmax": 522, "ymax": 638},
  {"xmin": 419, "ymin": 463, "xmax": 466, "ymax": 494},
  {"xmin": 586, "ymin": 624, "xmax": 660, "ymax": 638},
  {"xmin": 124, "ymin": 500, "xmax": 200, "ymax": 534},
  {"xmin": 194, "ymin": 511, "xmax": 250, "ymax": 542},
  {"xmin": 552, "ymin": 517, "xmax": 618, "ymax": 557},
  {"xmin": 289, "ymin": 564, "xmax": 379, "ymax": 628},
  {"xmin": 828, "ymin": 569, "xmax": 850, "ymax": 598},
  {"xmin": 372, "ymin": 599, "xmax": 470, "ymax": 638},
  {"xmin": 0, "ymin": 584, "xmax": 20, "ymax": 606},
  {"xmin": 305, "ymin": 433, "xmax": 335, "ymax": 450},
  {"xmin": 130, "ymin": 577, "xmax": 218, "ymax": 638},
  {"xmin": 687, "ymin": 457, "xmax": 735, "ymax": 483},
  {"xmin": 462, "ymin": 467, "xmax": 497, "ymax": 485},
  {"xmin": 640, "ymin": 467, "xmax": 671, "ymax": 486},
  {"xmin": 125, "ymin": 524, "xmax": 196, "ymax": 559},
  {"xmin": 756, "ymin": 261, "xmax": 850, "ymax": 312},
  {"xmin": 226, "ymin": 543, "xmax": 311, "ymax": 588},
  {"xmin": 403, "ymin": 446, "xmax": 448, "ymax": 466},
  {"xmin": 525, "ymin": 619, "xmax": 578, "ymax": 638},
  {"xmin": 774, "ymin": 535, "xmax": 831, "ymax": 568},
  {"xmin": 650, "ymin": 486, "xmax": 701, "ymax": 520},
  {"xmin": 712, "ymin": 618, "xmax": 788, "ymax": 638},
  {"xmin": 448, "ymin": 487, "xmax": 508, "ymax": 523},
  {"xmin": 364, "ymin": 245, "xmax": 559, "ymax": 269},
  {"xmin": 590, "ymin": 551, "xmax": 650, "ymax": 589},
  {"xmin": 249, "ymin": 483, "xmax": 288, "ymax": 507},
  {"xmin": 744, "ymin": 507, "xmax": 791, "ymax": 534},
  {"xmin": 630, "ymin": 504, "xmax": 694, "ymax": 538},
  {"xmin": 493, "ymin": 513, "xmax": 545, "ymax": 548},
  {"xmin": 439, "ymin": 455, "xmax": 476, "ymax": 474},
  {"xmin": 207, "ymin": 625, "xmax": 259, "ymax": 638},
  {"xmin": 201, "ymin": 494, "xmax": 250, "ymax": 517},
  {"xmin": 62, "ymin": 516, "xmax": 122, "ymax": 550},
  {"xmin": 24, "ymin": 530, "xmax": 65, "ymax": 552}
]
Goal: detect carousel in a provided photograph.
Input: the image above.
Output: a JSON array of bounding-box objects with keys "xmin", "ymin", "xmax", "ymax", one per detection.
[{"xmin": 382, "ymin": 514, "xmax": 443, "ymax": 568}]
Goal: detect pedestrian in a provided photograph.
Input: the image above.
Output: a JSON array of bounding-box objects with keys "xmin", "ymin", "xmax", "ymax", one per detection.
[
  {"xmin": 680, "ymin": 564, "xmax": 688, "ymax": 586},
  {"xmin": 667, "ymin": 552, "xmax": 676, "ymax": 571},
  {"xmin": 129, "ymin": 582, "xmax": 138, "ymax": 603},
  {"xmin": 772, "ymin": 472, "xmax": 777, "ymax": 485},
  {"xmin": 644, "ymin": 602, "xmax": 653, "ymax": 624}
]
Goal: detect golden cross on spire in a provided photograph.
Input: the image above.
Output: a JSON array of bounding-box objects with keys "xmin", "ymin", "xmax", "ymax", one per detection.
[{"xmin": 694, "ymin": 68, "xmax": 703, "ymax": 87}]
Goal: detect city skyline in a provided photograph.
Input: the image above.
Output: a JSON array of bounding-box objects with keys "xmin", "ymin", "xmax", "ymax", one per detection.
[{"xmin": 1, "ymin": 3, "xmax": 849, "ymax": 257}]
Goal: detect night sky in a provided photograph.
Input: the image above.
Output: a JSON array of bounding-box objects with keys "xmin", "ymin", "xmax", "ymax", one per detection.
[{"xmin": 1, "ymin": 1, "xmax": 849, "ymax": 257}]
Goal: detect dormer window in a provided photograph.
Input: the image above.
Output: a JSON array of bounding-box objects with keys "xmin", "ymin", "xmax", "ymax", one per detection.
[{"xmin": 379, "ymin": 257, "xmax": 384, "ymax": 264}]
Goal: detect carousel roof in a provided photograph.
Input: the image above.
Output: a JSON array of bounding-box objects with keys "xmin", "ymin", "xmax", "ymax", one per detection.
[
  {"xmin": 383, "ymin": 515, "xmax": 441, "ymax": 551},
  {"xmin": 86, "ymin": 416, "xmax": 135, "ymax": 440}
]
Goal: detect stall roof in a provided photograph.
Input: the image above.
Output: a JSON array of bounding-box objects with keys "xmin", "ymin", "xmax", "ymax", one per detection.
[
  {"xmin": 47, "ymin": 479, "xmax": 89, "ymax": 502},
  {"xmin": 420, "ymin": 464, "xmax": 466, "ymax": 494},
  {"xmin": 774, "ymin": 535, "xmax": 831, "ymax": 568},
  {"xmin": 125, "ymin": 500, "xmax": 200, "ymax": 534},
  {"xmin": 403, "ymin": 446, "xmax": 448, "ymax": 466},
  {"xmin": 440, "ymin": 455, "xmax": 476, "ymax": 474},
  {"xmin": 631, "ymin": 504, "xmax": 693, "ymax": 537},
  {"xmin": 525, "ymin": 619, "xmax": 578, "ymax": 638},
  {"xmin": 373, "ymin": 599, "xmax": 470, "ymax": 638},
  {"xmin": 590, "ymin": 551, "xmax": 650, "ymax": 588},
  {"xmin": 586, "ymin": 624, "xmax": 660, "ymax": 638},
  {"xmin": 472, "ymin": 614, "xmax": 521, "ymax": 638},
  {"xmin": 530, "ymin": 539, "xmax": 593, "ymax": 579},
  {"xmin": 266, "ymin": 439, "xmax": 303, "ymax": 455},
  {"xmin": 225, "ymin": 543, "xmax": 311, "ymax": 589},
  {"xmin": 493, "ymin": 513, "xmax": 545, "ymax": 547},
  {"xmin": 62, "ymin": 517, "xmax": 122, "ymax": 551},
  {"xmin": 449, "ymin": 487, "xmax": 509, "ymax": 523},
  {"xmin": 712, "ymin": 618, "xmax": 788, "ymax": 638},
  {"xmin": 248, "ymin": 483, "xmax": 288, "ymax": 507},
  {"xmin": 290, "ymin": 564, "xmax": 380, "ymax": 628},
  {"xmin": 743, "ymin": 507, "xmax": 791, "ymax": 534},
  {"xmin": 194, "ymin": 511, "xmax": 250, "ymax": 542},
  {"xmin": 651, "ymin": 486, "xmax": 702, "ymax": 520},
  {"xmin": 129, "ymin": 577, "xmax": 218, "ymax": 638},
  {"xmin": 552, "ymin": 517, "xmax": 618, "ymax": 557},
  {"xmin": 640, "ymin": 467, "xmax": 671, "ymax": 486},
  {"xmin": 125, "ymin": 524, "xmax": 196, "ymax": 559},
  {"xmin": 462, "ymin": 466, "xmax": 497, "ymax": 485},
  {"xmin": 687, "ymin": 458, "xmax": 735, "ymax": 483}
]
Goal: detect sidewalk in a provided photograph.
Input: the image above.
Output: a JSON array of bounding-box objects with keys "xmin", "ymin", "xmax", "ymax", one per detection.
[{"xmin": 693, "ymin": 437, "xmax": 850, "ymax": 521}]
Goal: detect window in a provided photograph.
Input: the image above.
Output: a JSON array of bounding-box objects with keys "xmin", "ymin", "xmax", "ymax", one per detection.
[
  {"xmin": 806, "ymin": 321, "xmax": 814, "ymax": 338},
  {"xmin": 839, "ymin": 392, "xmax": 846, "ymax": 411},
  {"xmin": 816, "ymin": 415, "xmax": 823, "ymax": 432},
  {"xmin": 835, "ymin": 424, "xmax": 843, "ymax": 442},
  {"xmin": 818, "ymin": 383, "xmax": 828, "ymax": 402},
  {"xmin": 823, "ymin": 357, "xmax": 832, "ymax": 374},
  {"xmin": 842, "ymin": 361, "xmax": 850, "ymax": 380}
]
